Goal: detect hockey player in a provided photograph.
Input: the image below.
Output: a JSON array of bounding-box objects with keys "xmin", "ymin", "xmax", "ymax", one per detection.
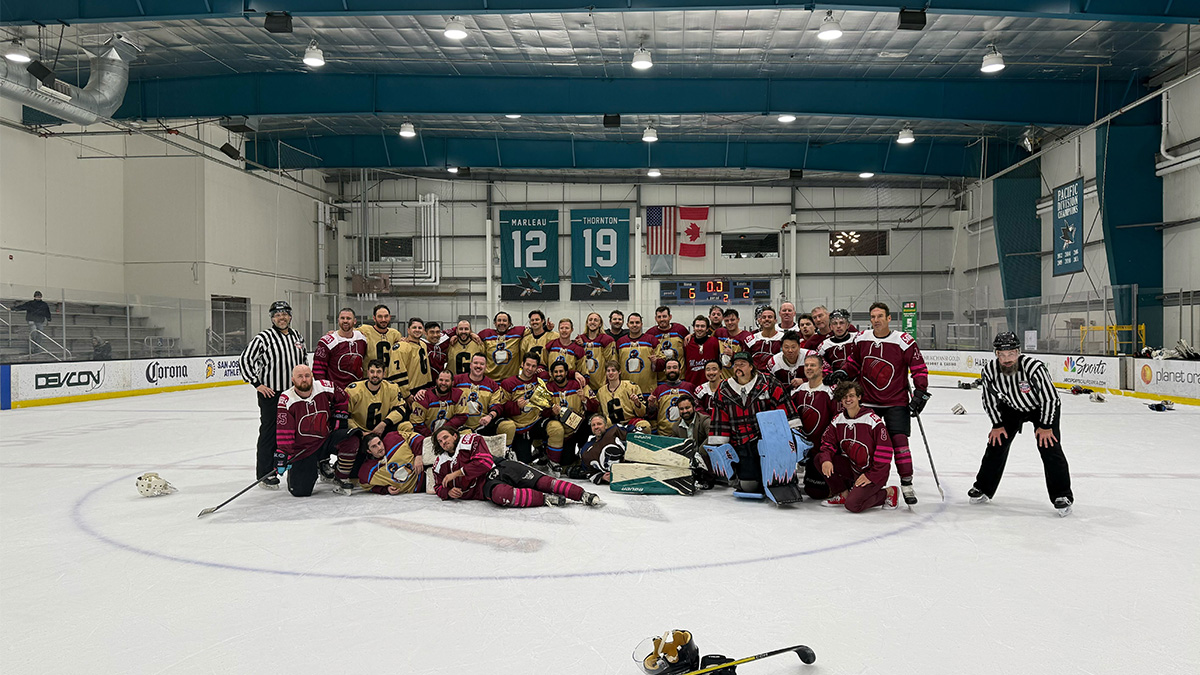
[
  {"xmin": 765, "ymin": 331, "xmax": 811, "ymax": 389},
  {"xmin": 494, "ymin": 353, "xmax": 550, "ymax": 462},
  {"xmin": 793, "ymin": 353, "xmax": 838, "ymax": 500},
  {"xmin": 575, "ymin": 413, "xmax": 631, "ymax": 484},
  {"xmin": 597, "ymin": 361, "xmax": 651, "ymax": 433},
  {"xmin": 357, "ymin": 304, "xmax": 403, "ymax": 378},
  {"xmin": 424, "ymin": 321, "xmax": 448, "ymax": 374},
  {"xmin": 479, "ymin": 311, "xmax": 527, "ymax": 382},
  {"xmin": 810, "ymin": 305, "xmax": 831, "ymax": 338},
  {"xmin": 446, "ymin": 320, "xmax": 484, "ymax": 375},
  {"xmin": 543, "ymin": 360, "xmax": 599, "ymax": 470},
  {"xmin": 796, "ymin": 313, "xmax": 823, "ymax": 351},
  {"xmin": 816, "ymin": 380, "xmax": 900, "ymax": 511},
  {"xmin": 683, "ymin": 316, "xmax": 720, "ymax": 387},
  {"xmin": 713, "ymin": 309, "xmax": 752, "ymax": 377},
  {"xmin": 312, "ymin": 308, "xmax": 367, "ymax": 389},
  {"xmin": 454, "ymin": 353, "xmax": 500, "ymax": 432},
  {"xmin": 543, "ymin": 318, "xmax": 584, "ymax": 374},
  {"xmin": 778, "ymin": 302, "xmax": 798, "ymax": 332},
  {"xmin": 842, "ymin": 302, "xmax": 930, "ymax": 505},
  {"xmin": 671, "ymin": 396, "xmax": 718, "ymax": 490},
  {"xmin": 432, "ymin": 427, "xmax": 601, "ymax": 508},
  {"xmin": 606, "ymin": 310, "xmax": 629, "ymax": 341},
  {"xmin": 708, "ymin": 305, "xmax": 724, "ymax": 328},
  {"xmin": 356, "ymin": 431, "xmax": 426, "ymax": 495},
  {"xmin": 577, "ymin": 312, "xmax": 616, "ymax": 391},
  {"xmin": 647, "ymin": 358, "xmax": 696, "ymax": 436},
  {"xmin": 645, "ymin": 306, "xmax": 690, "ymax": 384},
  {"xmin": 706, "ymin": 352, "xmax": 799, "ymax": 495},
  {"xmin": 520, "ymin": 310, "xmax": 556, "ymax": 365},
  {"xmin": 819, "ymin": 308, "xmax": 857, "ymax": 380},
  {"xmin": 346, "ymin": 359, "xmax": 409, "ymax": 435},
  {"xmin": 409, "ymin": 370, "xmax": 467, "ymax": 436},
  {"xmin": 746, "ymin": 307, "xmax": 783, "ymax": 371},
  {"xmin": 275, "ymin": 364, "xmax": 361, "ymax": 497},
  {"xmin": 616, "ymin": 313, "xmax": 663, "ymax": 395},
  {"xmin": 692, "ymin": 360, "xmax": 722, "ymax": 417},
  {"xmin": 391, "ymin": 317, "xmax": 433, "ymax": 398},
  {"xmin": 971, "ymin": 331, "xmax": 1074, "ymax": 516}
]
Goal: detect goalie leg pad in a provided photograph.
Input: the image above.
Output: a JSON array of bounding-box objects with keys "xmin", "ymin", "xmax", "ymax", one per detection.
[
  {"xmin": 610, "ymin": 463, "xmax": 695, "ymax": 496},
  {"xmin": 624, "ymin": 433, "xmax": 696, "ymax": 468}
]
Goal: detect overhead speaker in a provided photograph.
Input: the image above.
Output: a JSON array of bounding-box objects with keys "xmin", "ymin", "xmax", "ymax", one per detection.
[
  {"xmin": 25, "ymin": 60, "xmax": 55, "ymax": 86},
  {"xmin": 898, "ymin": 9, "xmax": 927, "ymax": 31},
  {"xmin": 603, "ymin": 114, "xmax": 621, "ymax": 128},
  {"xmin": 789, "ymin": 169, "xmax": 804, "ymax": 181},
  {"xmin": 219, "ymin": 143, "xmax": 241, "ymax": 161},
  {"xmin": 264, "ymin": 12, "xmax": 293, "ymax": 34}
]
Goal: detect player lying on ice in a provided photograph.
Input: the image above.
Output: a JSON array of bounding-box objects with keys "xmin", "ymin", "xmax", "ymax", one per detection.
[
  {"xmin": 815, "ymin": 380, "xmax": 900, "ymax": 512},
  {"xmin": 431, "ymin": 426, "xmax": 605, "ymax": 508},
  {"xmin": 354, "ymin": 431, "xmax": 427, "ymax": 495}
]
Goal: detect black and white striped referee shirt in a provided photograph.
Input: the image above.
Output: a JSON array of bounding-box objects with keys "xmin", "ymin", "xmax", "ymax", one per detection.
[
  {"xmin": 980, "ymin": 354, "xmax": 1060, "ymax": 429},
  {"xmin": 240, "ymin": 326, "xmax": 308, "ymax": 393}
]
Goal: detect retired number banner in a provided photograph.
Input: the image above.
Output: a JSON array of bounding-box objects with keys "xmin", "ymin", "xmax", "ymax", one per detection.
[
  {"xmin": 499, "ymin": 209, "xmax": 560, "ymax": 301},
  {"xmin": 570, "ymin": 208, "xmax": 630, "ymax": 301}
]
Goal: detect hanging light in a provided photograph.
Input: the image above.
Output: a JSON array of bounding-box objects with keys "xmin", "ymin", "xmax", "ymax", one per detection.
[
  {"xmin": 302, "ymin": 40, "xmax": 325, "ymax": 67},
  {"xmin": 1019, "ymin": 126, "xmax": 1039, "ymax": 153},
  {"xmin": 505, "ymin": 114, "xmax": 522, "ymax": 119},
  {"xmin": 647, "ymin": 168, "xmax": 661, "ymax": 178},
  {"xmin": 642, "ymin": 126, "xmax": 658, "ymax": 142},
  {"xmin": 399, "ymin": 122, "xmax": 416, "ymax": 138},
  {"xmin": 981, "ymin": 44, "xmax": 1005, "ymax": 73},
  {"xmin": 447, "ymin": 166, "xmax": 459, "ymax": 174},
  {"xmin": 777, "ymin": 114, "xmax": 797, "ymax": 123},
  {"xmin": 444, "ymin": 16, "xmax": 468, "ymax": 40},
  {"xmin": 4, "ymin": 39, "xmax": 31, "ymax": 64},
  {"xmin": 817, "ymin": 11, "xmax": 843, "ymax": 41},
  {"xmin": 631, "ymin": 47, "xmax": 653, "ymax": 70},
  {"xmin": 897, "ymin": 126, "xmax": 915, "ymax": 144},
  {"xmin": 859, "ymin": 172, "xmax": 875, "ymax": 179}
]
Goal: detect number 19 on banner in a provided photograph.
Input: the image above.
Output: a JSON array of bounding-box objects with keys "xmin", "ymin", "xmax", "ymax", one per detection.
[{"xmin": 571, "ymin": 208, "xmax": 630, "ymax": 301}]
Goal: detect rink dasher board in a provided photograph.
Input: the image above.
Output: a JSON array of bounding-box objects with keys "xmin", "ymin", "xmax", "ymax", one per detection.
[
  {"xmin": 923, "ymin": 349, "xmax": 1121, "ymax": 391},
  {"xmin": 3, "ymin": 356, "xmax": 247, "ymax": 409}
]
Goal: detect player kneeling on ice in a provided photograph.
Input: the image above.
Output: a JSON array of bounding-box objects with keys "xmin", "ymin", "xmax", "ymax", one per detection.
[
  {"xmin": 432, "ymin": 426, "xmax": 604, "ymax": 508},
  {"xmin": 356, "ymin": 431, "xmax": 427, "ymax": 494},
  {"xmin": 815, "ymin": 380, "xmax": 900, "ymax": 512},
  {"xmin": 275, "ymin": 364, "xmax": 363, "ymax": 497}
]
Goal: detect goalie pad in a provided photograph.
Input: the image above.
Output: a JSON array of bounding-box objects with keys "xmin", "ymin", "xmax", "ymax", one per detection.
[
  {"xmin": 610, "ymin": 463, "xmax": 695, "ymax": 496},
  {"xmin": 704, "ymin": 444, "xmax": 739, "ymax": 481},
  {"xmin": 624, "ymin": 433, "xmax": 695, "ymax": 468},
  {"xmin": 756, "ymin": 410, "xmax": 804, "ymax": 505}
]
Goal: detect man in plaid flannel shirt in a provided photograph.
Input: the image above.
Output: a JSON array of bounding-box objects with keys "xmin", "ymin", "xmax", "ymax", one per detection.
[{"xmin": 707, "ymin": 352, "xmax": 800, "ymax": 494}]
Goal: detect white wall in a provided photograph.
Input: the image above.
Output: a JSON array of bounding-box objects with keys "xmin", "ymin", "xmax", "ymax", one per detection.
[{"xmin": 1161, "ymin": 73, "xmax": 1200, "ymax": 347}]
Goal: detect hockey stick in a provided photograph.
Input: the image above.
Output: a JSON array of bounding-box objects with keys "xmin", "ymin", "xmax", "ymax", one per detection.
[
  {"xmin": 197, "ymin": 471, "xmax": 276, "ymax": 518},
  {"xmin": 679, "ymin": 644, "xmax": 816, "ymax": 675},
  {"xmin": 913, "ymin": 414, "xmax": 945, "ymax": 501}
]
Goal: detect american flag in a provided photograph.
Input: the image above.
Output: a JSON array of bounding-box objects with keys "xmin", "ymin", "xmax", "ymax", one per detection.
[{"xmin": 645, "ymin": 206, "xmax": 676, "ymax": 255}]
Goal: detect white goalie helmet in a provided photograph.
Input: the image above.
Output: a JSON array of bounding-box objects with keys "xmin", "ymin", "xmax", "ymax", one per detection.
[{"xmin": 136, "ymin": 472, "xmax": 177, "ymax": 497}]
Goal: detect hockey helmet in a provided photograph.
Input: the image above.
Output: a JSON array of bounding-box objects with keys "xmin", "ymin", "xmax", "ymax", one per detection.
[
  {"xmin": 992, "ymin": 331, "xmax": 1020, "ymax": 352},
  {"xmin": 268, "ymin": 300, "xmax": 292, "ymax": 316},
  {"xmin": 634, "ymin": 630, "xmax": 700, "ymax": 675},
  {"xmin": 136, "ymin": 472, "xmax": 177, "ymax": 497},
  {"xmin": 830, "ymin": 308, "xmax": 851, "ymax": 322}
]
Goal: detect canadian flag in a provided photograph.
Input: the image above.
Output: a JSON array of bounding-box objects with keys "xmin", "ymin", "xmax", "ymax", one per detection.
[{"xmin": 677, "ymin": 206, "xmax": 709, "ymax": 258}]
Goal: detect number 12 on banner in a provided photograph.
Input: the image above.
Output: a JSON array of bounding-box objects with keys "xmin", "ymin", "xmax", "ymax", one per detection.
[
  {"xmin": 511, "ymin": 229, "xmax": 548, "ymax": 268},
  {"xmin": 499, "ymin": 209, "xmax": 560, "ymax": 301}
]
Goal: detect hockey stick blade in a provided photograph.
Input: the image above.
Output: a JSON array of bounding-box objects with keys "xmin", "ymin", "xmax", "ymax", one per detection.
[
  {"xmin": 679, "ymin": 644, "xmax": 815, "ymax": 675},
  {"xmin": 197, "ymin": 472, "xmax": 275, "ymax": 518}
]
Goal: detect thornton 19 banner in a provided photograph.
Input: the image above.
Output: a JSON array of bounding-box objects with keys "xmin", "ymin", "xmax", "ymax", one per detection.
[
  {"xmin": 499, "ymin": 209, "xmax": 560, "ymax": 301},
  {"xmin": 1052, "ymin": 178, "xmax": 1084, "ymax": 276},
  {"xmin": 570, "ymin": 208, "xmax": 630, "ymax": 301}
]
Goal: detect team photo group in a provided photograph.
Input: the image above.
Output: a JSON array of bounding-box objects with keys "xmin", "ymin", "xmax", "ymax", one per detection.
[{"xmin": 238, "ymin": 297, "xmax": 1075, "ymax": 517}]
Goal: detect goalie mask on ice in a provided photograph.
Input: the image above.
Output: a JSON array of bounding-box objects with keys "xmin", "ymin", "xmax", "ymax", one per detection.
[
  {"xmin": 633, "ymin": 630, "xmax": 700, "ymax": 675},
  {"xmin": 136, "ymin": 472, "xmax": 177, "ymax": 497}
]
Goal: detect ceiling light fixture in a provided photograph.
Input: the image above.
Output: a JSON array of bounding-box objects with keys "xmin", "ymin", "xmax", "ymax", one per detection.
[
  {"xmin": 1019, "ymin": 126, "xmax": 1039, "ymax": 153},
  {"xmin": 897, "ymin": 126, "xmax": 915, "ymax": 144},
  {"xmin": 444, "ymin": 16, "xmax": 468, "ymax": 40},
  {"xmin": 4, "ymin": 39, "xmax": 31, "ymax": 64},
  {"xmin": 642, "ymin": 126, "xmax": 658, "ymax": 143},
  {"xmin": 647, "ymin": 168, "xmax": 661, "ymax": 178},
  {"xmin": 399, "ymin": 122, "xmax": 416, "ymax": 138},
  {"xmin": 817, "ymin": 11, "xmax": 843, "ymax": 41},
  {"xmin": 631, "ymin": 47, "xmax": 653, "ymax": 70},
  {"xmin": 302, "ymin": 40, "xmax": 325, "ymax": 67},
  {"xmin": 859, "ymin": 172, "xmax": 875, "ymax": 179},
  {"xmin": 447, "ymin": 166, "xmax": 459, "ymax": 174},
  {"xmin": 981, "ymin": 44, "xmax": 1005, "ymax": 73},
  {"xmin": 777, "ymin": 114, "xmax": 797, "ymax": 123},
  {"xmin": 505, "ymin": 114, "xmax": 522, "ymax": 119}
]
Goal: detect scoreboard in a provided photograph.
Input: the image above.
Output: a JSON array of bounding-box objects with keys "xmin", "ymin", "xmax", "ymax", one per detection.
[{"xmin": 659, "ymin": 278, "xmax": 771, "ymax": 305}]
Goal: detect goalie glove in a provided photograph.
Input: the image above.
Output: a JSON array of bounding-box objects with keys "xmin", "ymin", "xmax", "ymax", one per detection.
[{"xmin": 908, "ymin": 389, "xmax": 931, "ymax": 417}]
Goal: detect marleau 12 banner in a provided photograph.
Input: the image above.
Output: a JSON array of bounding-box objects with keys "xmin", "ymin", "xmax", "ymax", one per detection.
[
  {"xmin": 1053, "ymin": 177, "xmax": 1084, "ymax": 276},
  {"xmin": 499, "ymin": 209, "xmax": 560, "ymax": 301},
  {"xmin": 570, "ymin": 208, "xmax": 630, "ymax": 301}
]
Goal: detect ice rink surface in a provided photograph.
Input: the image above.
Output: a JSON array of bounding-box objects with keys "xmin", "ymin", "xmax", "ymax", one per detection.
[{"xmin": 2, "ymin": 375, "xmax": 1197, "ymax": 675}]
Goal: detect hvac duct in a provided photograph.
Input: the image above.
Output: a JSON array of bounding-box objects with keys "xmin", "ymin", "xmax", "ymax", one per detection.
[{"xmin": 0, "ymin": 35, "xmax": 141, "ymax": 126}]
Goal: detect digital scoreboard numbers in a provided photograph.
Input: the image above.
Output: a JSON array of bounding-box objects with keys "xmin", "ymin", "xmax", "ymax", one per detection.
[{"xmin": 659, "ymin": 278, "xmax": 771, "ymax": 305}]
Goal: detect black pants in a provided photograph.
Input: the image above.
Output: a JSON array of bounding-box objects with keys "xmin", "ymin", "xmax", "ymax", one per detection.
[
  {"xmin": 287, "ymin": 427, "xmax": 360, "ymax": 497},
  {"xmin": 482, "ymin": 459, "xmax": 549, "ymax": 500},
  {"xmin": 256, "ymin": 392, "xmax": 281, "ymax": 480},
  {"xmin": 512, "ymin": 419, "xmax": 550, "ymax": 464},
  {"xmin": 733, "ymin": 439, "xmax": 762, "ymax": 486},
  {"xmin": 973, "ymin": 405, "xmax": 1073, "ymax": 504}
]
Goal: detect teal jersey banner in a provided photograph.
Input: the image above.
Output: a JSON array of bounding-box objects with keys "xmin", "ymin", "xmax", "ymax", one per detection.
[
  {"xmin": 499, "ymin": 210, "xmax": 560, "ymax": 301},
  {"xmin": 1052, "ymin": 178, "xmax": 1084, "ymax": 276},
  {"xmin": 570, "ymin": 208, "xmax": 630, "ymax": 301}
]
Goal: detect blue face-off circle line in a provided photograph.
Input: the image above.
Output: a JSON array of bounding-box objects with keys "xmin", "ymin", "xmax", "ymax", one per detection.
[{"xmin": 72, "ymin": 450, "xmax": 948, "ymax": 582}]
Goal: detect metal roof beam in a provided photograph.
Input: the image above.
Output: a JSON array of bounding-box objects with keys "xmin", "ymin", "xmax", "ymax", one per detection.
[
  {"xmin": 117, "ymin": 73, "xmax": 1143, "ymax": 128},
  {"xmin": 5, "ymin": 1, "xmax": 1199, "ymax": 26}
]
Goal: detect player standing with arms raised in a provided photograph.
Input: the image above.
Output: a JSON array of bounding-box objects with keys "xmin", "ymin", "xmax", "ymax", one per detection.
[
  {"xmin": 312, "ymin": 308, "xmax": 367, "ymax": 389},
  {"xmin": 645, "ymin": 306, "xmax": 689, "ymax": 384},
  {"xmin": 240, "ymin": 300, "xmax": 308, "ymax": 489}
]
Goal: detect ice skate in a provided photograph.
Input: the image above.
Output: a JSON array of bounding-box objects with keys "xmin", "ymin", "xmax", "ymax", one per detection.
[
  {"xmin": 317, "ymin": 458, "xmax": 336, "ymax": 484},
  {"xmin": 332, "ymin": 478, "xmax": 354, "ymax": 495},
  {"xmin": 900, "ymin": 477, "xmax": 918, "ymax": 505},
  {"xmin": 882, "ymin": 486, "xmax": 900, "ymax": 510},
  {"xmin": 544, "ymin": 493, "xmax": 567, "ymax": 507},
  {"xmin": 1054, "ymin": 497, "xmax": 1073, "ymax": 517},
  {"xmin": 967, "ymin": 487, "xmax": 990, "ymax": 504},
  {"xmin": 260, "ymin": 476, "xmax": 280, "ymax": 490},
  {"xmin": 582, "ymin": 492, "xmax": 605, "ymax": 507}
]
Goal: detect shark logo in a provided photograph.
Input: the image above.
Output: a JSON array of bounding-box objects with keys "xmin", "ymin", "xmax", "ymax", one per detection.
[
  {"xmin": 586, "ymin": 270, "xmax": 614, "ymax": 296},
  {"xmin": 1060, "ymin": 224, "xmax": 1076, "ymax": 247},
  {"xmin": 516, "ymin": 269, "xmax": 544, "ymax": 297}
]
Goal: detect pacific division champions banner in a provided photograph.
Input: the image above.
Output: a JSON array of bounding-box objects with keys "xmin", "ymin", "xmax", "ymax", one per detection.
[
  {"xmin": 570, "ymin": 208, "xmax": 630, "ymax": 301},
  {"xmin": 499, "ymin": 210, "xmax": 560, "ymax": 301},
  {"xmin": 1052, "ymin": 177, "xmax": 1084, "ymax": 276}
]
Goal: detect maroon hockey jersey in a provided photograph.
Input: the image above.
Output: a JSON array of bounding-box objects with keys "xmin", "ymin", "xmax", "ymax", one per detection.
[
  {"xmin": 816, "ymin": 408, "xmax": 894, "ymax": 486},
  {"xmin": 312, "ymin": 331, "xmax": 368, "ymax": 389},
  {"xmin": 844, "ymin": 330, "xmax": 929, "ymax": 407},
  {"xmin": 432, "ymin": 432, "xmax": 496, "ymax": 501},
  {"xmin": 276, "ymin": 380, "xmax": 349, "ymax": 461},
  {"xmin": 693, "ymin": 381, "xmax": 719, "ymax": 418},
  {"xmin": 746, "ymin": 330, "xmax": 783, "ymax": 371},
  {"xmin": 683, "ymin": 335, "xmax": 720, "ymax": 386},
  {"xmin": 791, "ymin": 381, "xmax": 839, "ymax": 445},
  {"xmin": 410, "ymin": 386, "xmax": 467, "ymax": 435},
  {"xmin": 817, "ymin": 333, "xmax": 856, "ymax": 372}
]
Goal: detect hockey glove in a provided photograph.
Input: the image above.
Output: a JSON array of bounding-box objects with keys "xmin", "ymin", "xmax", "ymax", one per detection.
[
  {"xmin": 908, "ymin": 389, "xmax": 931, "ymax": 417},
  {"xmin": 274, "ymin": 450, "xmax": 291, "ymax": 475},
  {"xmin": 827, "ymin": 370, "xmax": 848, "ymax": 386},
  {"xmin": 332, "ymin": 411, "xmax": 349, "ymax": 431}
]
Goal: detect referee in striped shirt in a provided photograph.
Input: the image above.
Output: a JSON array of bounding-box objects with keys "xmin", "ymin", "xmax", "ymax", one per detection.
[
  {"xmin": 240, "ymin": 300, "xmax": 308, "ymax": 488},
  {"xmin": 970, "ymin": 331, "xmax": 1074, "ymax": 516}
]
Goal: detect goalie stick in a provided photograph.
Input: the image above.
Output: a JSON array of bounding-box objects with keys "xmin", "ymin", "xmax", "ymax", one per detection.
[
  {"xmin": 678, "ymin": 643, "xmax": 816, "ymax": 675},
  {"xmin": 197, "ymin": 471, "xmax": 275, "ymax": 518}
]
